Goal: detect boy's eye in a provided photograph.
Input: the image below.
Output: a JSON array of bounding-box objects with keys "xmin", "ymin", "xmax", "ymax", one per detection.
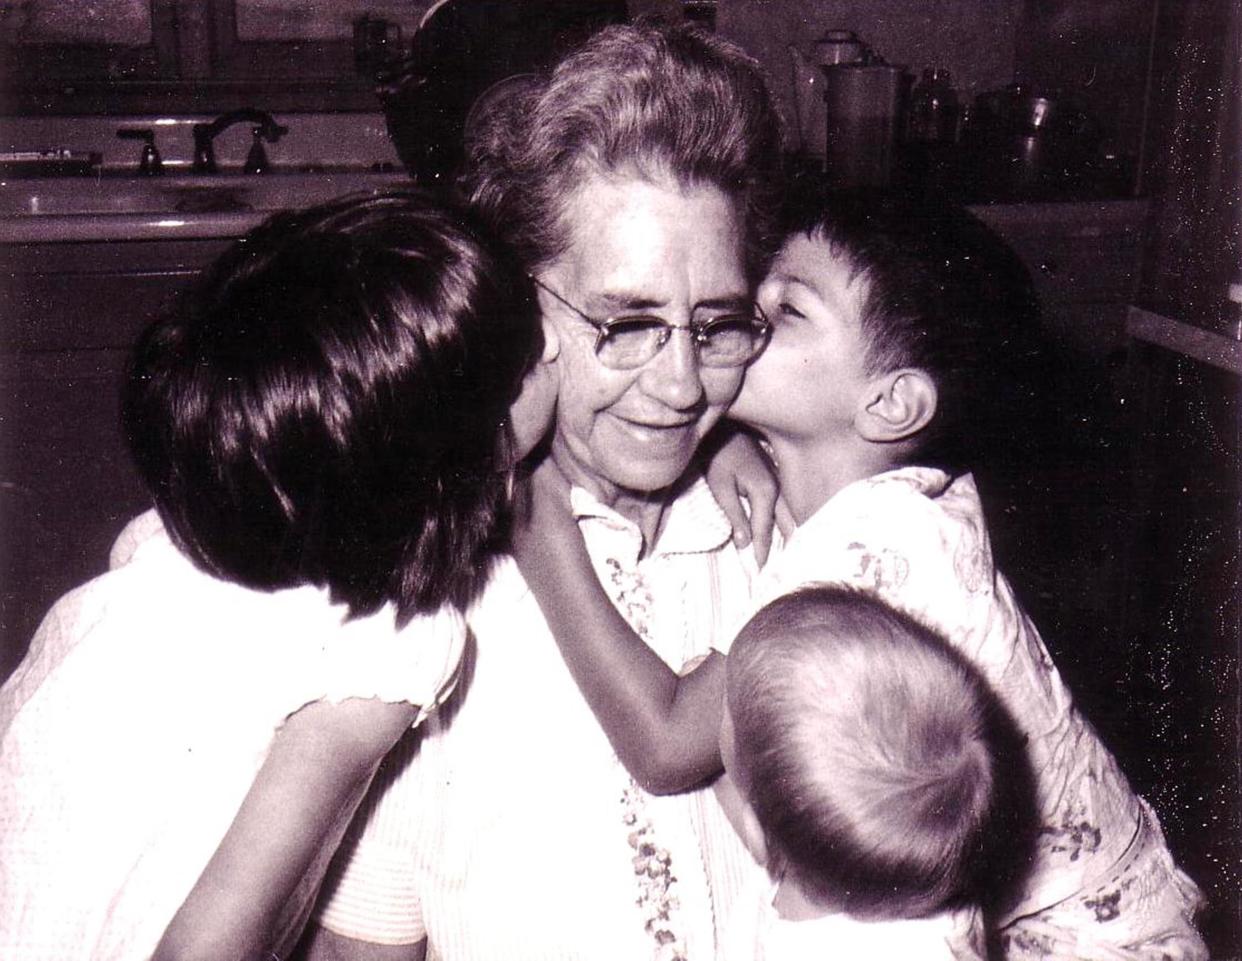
[{"xmin": 777, "ymin": 302, "xmax": 806, "ymax": 320}]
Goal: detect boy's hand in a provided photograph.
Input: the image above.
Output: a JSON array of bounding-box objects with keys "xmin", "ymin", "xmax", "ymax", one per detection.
[{"xmin": 703, "ymin": 427, "xmax": 784, "ymax": 565}]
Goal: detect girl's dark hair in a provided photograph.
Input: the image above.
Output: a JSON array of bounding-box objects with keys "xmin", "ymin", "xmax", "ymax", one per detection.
[
  {"xmin": 122, "ymin": 189, "xmax": 541, "ymax": 624},
  {"xmin": 782, "ymin": 185, "xmax": 1049, "ymax": 476}
]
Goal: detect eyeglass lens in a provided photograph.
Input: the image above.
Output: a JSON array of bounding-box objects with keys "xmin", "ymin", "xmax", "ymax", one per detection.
[{"xmin": 598, "ymin": 316, "xmax": 763, "ymax": 369}]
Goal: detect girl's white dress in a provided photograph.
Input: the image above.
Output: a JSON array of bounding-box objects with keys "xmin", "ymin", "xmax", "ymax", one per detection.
[{"xmin": 0, "ymin": 510, "xmax": 466, "ymax": 961}]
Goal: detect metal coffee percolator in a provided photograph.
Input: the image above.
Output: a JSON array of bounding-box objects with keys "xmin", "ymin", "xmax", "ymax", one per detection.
[{"xmin": 789, "ymin": 30, "xmax": 906, "ymax": 187}]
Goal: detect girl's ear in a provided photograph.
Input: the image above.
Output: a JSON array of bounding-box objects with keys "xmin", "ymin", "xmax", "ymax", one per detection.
[{"xmin": 855, "ymin": 369, "xmax": 937, "ymax": 443}]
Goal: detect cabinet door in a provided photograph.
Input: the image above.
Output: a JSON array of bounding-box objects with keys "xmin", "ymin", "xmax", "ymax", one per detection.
[
  {"xmin": 1121, "ymin": 337, "xmax": 1240, "ymax": 956},
  {"xmin": 0, "ymin": 239, "xmax": 228, "ymax": 679},
  {"xmin": 0, "ymin": 349, "xmax": 150, "ymax": 676}
]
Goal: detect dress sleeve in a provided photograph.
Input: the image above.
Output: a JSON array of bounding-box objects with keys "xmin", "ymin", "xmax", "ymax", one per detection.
[
  {"xmin": 108, "ymin": 509, "xmax": 164, "ymax": 569},
  {"xmin": 115, "ymin": 511, "xmax": 469, "ymax": 726},
  {"xmin": 315, "ymin": 603, "xmax": 467, "ymax": 726}
]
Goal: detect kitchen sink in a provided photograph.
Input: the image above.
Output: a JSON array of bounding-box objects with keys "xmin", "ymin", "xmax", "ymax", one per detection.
[
  {"xmin": 0, "ymin": 170, "xmax": 412, "ymax": 217},
  {"xmin": 0, "ymin": 169, "xmax": 411, "ymax": 242}
]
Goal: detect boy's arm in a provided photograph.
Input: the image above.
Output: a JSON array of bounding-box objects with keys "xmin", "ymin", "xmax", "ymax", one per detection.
[
  {"xmin": 154, "ymin": 698, "xmax": 418, "ymax": 961},
  {"xmin": 512, "ymin": 458, "xmax": 725, "ymax": 795}
]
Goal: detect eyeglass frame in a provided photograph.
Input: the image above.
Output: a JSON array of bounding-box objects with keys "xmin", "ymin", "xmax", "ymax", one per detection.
[{"xmin": 529, "ymin": 275, "xmax": 771, "ymax": 370}]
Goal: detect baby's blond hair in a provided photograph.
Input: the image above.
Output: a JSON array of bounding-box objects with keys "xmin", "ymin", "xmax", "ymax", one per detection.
[{"xmin": 726, "ymin": 585, "xmax": 1004, "ymax": 919}]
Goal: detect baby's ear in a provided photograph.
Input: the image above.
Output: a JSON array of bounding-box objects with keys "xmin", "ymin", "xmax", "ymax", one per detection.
[{"xmin": 856, "ymin": 369, "xmax": 937, "ymax": 443}]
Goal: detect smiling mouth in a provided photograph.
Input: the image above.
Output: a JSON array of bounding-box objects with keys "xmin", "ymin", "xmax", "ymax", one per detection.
[{"xmin": 613, "ymin": 415, "xmax": 697, "ymax": 444}]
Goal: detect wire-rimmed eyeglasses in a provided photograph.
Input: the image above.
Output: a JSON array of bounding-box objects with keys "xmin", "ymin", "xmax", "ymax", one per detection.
[{"xmin": 530, "ymin": 276, "xmax": 770, "ymax": 370}]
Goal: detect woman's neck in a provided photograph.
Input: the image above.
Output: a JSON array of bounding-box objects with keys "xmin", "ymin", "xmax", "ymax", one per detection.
[
  {"xmin": 548, "ymin": 446, "xmax": 669, "ymax": 554},
  {"xmin": 610, "ymin": 489, "xmax": 669, "ymax": 553}
]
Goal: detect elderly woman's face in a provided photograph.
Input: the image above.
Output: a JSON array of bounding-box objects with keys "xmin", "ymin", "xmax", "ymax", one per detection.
[{"xmin": 535, "ymin": 174, "xmax": 749, "ymax": 504}]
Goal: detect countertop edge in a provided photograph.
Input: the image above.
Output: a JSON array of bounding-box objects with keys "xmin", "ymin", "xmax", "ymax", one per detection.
[
  {"xmin": 0, "ymin": 210, "xmax": 268, "ymax": 243},
  {"xmin": 1127, "ymin": 305, "xmax": 1242, "ymax": 375}
]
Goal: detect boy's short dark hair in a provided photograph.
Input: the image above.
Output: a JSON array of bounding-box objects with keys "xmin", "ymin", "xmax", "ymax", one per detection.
[
  {"xmin": 123, "ymin": 190, "xmax": 541, "ymax": 623},
  {"xmin": 781, "ymin": 186, "xmax": 1046, "ymax": 474},
  {"xmin": 726, "ymin": 585, "xmax": 1007, "ymax": 920}
]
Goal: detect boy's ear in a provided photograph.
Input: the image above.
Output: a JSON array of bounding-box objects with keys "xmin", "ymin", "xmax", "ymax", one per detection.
[{"xmin": 855, "ymin": 368, "xmax": 937, "ymax": 443}]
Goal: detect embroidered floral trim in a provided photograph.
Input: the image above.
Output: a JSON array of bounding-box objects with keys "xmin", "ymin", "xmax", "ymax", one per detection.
[
  {"xmin": 623, "ymin": 780, "xmax": 688, "ymax": 961},
  {"xmin": 606, "ymin": 556, "xmax": 688, "ymax": 961},
  {"xmin": 606, "ymin": 558, "xmax": 654, "ymax": 640}
]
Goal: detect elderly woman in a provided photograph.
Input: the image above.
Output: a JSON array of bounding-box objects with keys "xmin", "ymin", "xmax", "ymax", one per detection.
[{"xmin": 299, "ymin": 21, "xmax": 782, "ymax": 961}]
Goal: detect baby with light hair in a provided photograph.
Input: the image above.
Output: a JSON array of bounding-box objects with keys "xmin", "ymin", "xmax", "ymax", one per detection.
[{"xmin": 716, "ymin": 584, "xmax": 1009, "ymax": 960}]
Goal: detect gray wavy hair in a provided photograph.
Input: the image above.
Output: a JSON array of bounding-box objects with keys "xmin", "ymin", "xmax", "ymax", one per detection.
[{"xmin": 458, "ymin": 20, "xmax": 784, "ymax": 280}]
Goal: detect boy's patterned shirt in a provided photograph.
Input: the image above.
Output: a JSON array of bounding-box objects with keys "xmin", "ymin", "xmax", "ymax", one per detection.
[{"xmin": 750, "ymin": 466, "xmax": 1141, "ymax": 923}]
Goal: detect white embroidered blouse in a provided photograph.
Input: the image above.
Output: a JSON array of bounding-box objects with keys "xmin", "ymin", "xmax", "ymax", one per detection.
[{"xmin": 314, "ymin": 479, "xmax": 765, "ymax": 960}]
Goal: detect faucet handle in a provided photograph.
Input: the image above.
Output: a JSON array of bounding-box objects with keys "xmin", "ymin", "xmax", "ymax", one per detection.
[
  {"xmin": 191, "ymin": 122, "xmax": 217, "ymax": 174},
  {"xmin": 244, "ymin": 127, "xmax": 272, "ymax": 175},
  {"xmin": 116, "ymin": 127, "xmax": 163, "ymax": 176}
]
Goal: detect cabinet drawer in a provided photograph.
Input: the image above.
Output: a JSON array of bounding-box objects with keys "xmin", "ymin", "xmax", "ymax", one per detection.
[
  {"xmin": 970, "ymin": 200, "xmax": 1151, "ymax": 355},
  {"xmin": 1, "ymin": 237, "xmax": 230, "ymax": 352},
  {"xmin": 1, "ymin": 270, "xmax": 199, "ymax": 351},
  {"xmin": 1015, "ymin": 237, "xmax": 1144, "ymax": 305}
]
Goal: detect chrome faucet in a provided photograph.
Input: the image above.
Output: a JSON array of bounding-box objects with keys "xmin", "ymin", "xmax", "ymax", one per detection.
[{"xmin": 192, "ymin": 109, "xmax": 289, "ymax": 174}]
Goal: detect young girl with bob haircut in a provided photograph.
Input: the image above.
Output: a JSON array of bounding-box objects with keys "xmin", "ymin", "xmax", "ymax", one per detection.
[{"xmin": 0, "ymin": 189, "xmax": 558, "ymax": 961}]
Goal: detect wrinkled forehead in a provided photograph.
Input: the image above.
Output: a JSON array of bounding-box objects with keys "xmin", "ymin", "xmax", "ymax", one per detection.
[
  {"xmin": 543, "ymin": 168, "xmax": 748, "ymax": 299},
  {"xmin": 554, "ymin": 153, "xmax": 732, "ymax": 221}
]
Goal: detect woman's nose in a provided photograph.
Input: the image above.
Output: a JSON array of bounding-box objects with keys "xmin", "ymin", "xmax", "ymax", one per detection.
[{"xmin": 639, "ymin": 327, "xmax": 706, "ymax": 411}]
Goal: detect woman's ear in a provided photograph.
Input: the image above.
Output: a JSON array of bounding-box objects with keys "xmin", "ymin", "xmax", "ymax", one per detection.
[
  {"xmin": 506, "ymin": 318, "xmax": 563, "ymax": 461},
  {"xmin": 713, "ymin": 768, "xmax": 770, "ymax": 867},
  {"xmin": 736, "ymin": 793, "xmax": 770, "ymax": 868},
  {"xmin": 539, "ymin": 315, "xmax": 561, "ymax": 363},
  {"xmin": 855, "ymin": 369, "xmax": 937, "ymax": 443}
]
